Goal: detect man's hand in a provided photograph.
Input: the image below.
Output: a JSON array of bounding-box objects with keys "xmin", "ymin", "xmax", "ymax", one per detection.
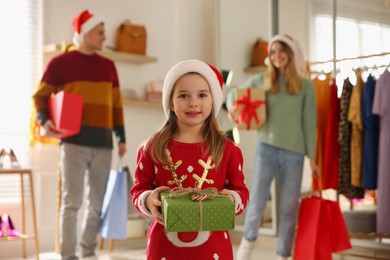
[
  {"xmin": 118, "ymin": 142, "xmax": 127, "ymax": 157},
  {"xmin": 42, "ymin": 120, "xmax": 61, "ymax": 138}
]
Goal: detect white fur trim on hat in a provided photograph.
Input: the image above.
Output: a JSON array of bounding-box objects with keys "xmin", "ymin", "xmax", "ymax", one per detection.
[
  {"xmin": 162, "ymin": 59, "xmax": 223, "ymax": 118},
  {"xmin": 268, "ymin": 34, "xmax": 305, "ymax": 73},
  {"xmin": 73, "ymin": 15, "xmax": 102, "ymax": 45}
]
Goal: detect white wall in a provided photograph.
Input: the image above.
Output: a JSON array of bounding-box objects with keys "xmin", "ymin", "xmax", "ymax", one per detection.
[
  {"xmin": 0, "ymin": 0, "xmax": 314, "ymax": 258},
  {"xmin": 217, "ymin": 0, "xmax": 313, "ymax": 195}
]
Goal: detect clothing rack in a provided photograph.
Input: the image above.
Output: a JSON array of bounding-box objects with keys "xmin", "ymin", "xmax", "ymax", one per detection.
[
  {"xmin": 308, "ymin": 51, "xmax": 390, "ymax": 66},
  {"xmin": 308, "ymin": 52, "xmax": 390, "ymax": 259},
  {"xmin": 305, "ymin": 52, "xmax": 390, "ymax": 77}
]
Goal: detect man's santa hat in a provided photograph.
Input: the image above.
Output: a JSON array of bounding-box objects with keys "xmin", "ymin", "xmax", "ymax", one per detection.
[
  {"xmin": 162, "ymin": 59, "xmax": 224, "ymax": 118},
  {"xmin": 72, "ymin": 10, "xmax": 103, "ymax": 45}
]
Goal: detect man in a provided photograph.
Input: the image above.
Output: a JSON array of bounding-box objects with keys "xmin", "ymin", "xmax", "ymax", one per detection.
[{"xmin": 33, "ymin": 10, "xmax": 126, "ymax": 260}]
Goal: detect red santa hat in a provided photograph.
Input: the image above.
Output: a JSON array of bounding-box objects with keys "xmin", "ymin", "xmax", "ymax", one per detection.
[
  {"xmin": 267, "ymin": 34, "xmax": 305, "ymax": 73},
  {"xmin": 162, "ymin": 59, "xmax": 224, "ymax": 118},
  {"xmin": 72, "ymin": 10, "xmax": 103, "ymax": 44}
]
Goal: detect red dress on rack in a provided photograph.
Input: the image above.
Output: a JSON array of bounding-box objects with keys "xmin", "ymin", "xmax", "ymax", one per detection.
[{"xmin": 322, "ymin": 79, "xmax": 340, "ymax": 190}]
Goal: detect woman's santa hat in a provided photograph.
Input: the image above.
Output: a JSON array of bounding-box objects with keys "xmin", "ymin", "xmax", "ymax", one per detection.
[
  {"xmin": 162, "ymin": 59, "xmax": 224, "ymax": 118},
  {"xmin": 267, "ymin": 34, "xmax": 305, "ymax": 73},
  {"xmin": 72, "ymin": 10, "xmax": 103, "ymax": 45}
]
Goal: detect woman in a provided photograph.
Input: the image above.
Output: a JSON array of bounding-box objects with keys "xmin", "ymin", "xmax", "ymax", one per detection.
[{"xmin": 227, "ymin": 34, "xmax": 317, "ymax": 260}]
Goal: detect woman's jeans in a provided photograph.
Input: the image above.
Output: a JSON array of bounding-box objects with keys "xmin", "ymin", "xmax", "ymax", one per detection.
[{"xmin": 243, "ymin": 142, "xmax": 304, "ymax": 257}]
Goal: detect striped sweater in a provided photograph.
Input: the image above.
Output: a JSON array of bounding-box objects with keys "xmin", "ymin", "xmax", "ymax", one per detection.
[{"xmin": 33, "ymin": 50, "xmax": 126, "ymax": 148}]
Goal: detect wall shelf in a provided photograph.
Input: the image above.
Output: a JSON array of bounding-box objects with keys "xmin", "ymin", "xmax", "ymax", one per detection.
[
  {"xmin": 122, "ymin": 99, "xmax": 161, "ymax": 109},
  {"xmin": 244, "ymin": 65, "xmax": 267, "ymax": 74},
  {"xmin": 43, "ymin": 44, "xmax": 158, "ymax": 64}
]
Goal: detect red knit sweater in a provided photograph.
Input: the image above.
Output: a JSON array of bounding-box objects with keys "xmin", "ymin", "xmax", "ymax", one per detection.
[
  {"xmin": 33, "ymin": 50, "xmax": 125, "ymax": 148},
  {"xmin": 131, "ymin": 139, "xmax": 249, "ymax": 260}
]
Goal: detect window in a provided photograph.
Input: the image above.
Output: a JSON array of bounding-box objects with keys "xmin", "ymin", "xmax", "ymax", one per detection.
[
  {"xmin": 0, "ymin": 0, "xmax": 40, "ymax": 202},
  {"xmin": 310, "ymin": 0, "xmax": 390, "ymax": 94}
]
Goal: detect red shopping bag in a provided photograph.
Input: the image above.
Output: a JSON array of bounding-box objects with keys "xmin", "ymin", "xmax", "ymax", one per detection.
[
  {"xmin": 294, "ymin": 196, "xmax": 333, "ymax": 260},
  {"xmin": 324, "ymin": 200, "xmax": 351, "ymax": 252},
  {"xmin": 294, "ymin": 196, "xmax": 352, "ymax": 260}
]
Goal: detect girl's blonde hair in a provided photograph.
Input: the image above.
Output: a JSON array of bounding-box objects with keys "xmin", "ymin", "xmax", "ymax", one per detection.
[
  {"xmin": 148, "ymin": 74, "xmax": 226, "ymax": 168},
  {"xmin": 265, "ymin": 41, "xmax": 302, "ymax": 94}
]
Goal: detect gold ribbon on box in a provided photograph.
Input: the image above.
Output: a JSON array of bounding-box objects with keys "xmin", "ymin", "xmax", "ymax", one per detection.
[
  {"xmin": 167, "ymin": 187, "xmax": 227, "ymax": 231},
  {"xmin": 233, "ymin": 88, "xmax": 266, "ymax": 130}
]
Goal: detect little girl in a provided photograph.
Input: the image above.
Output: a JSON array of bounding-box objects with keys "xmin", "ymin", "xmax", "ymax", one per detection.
[{"xmin": 131, "ymin": 59, "xmax": 249, "ymax": 259}]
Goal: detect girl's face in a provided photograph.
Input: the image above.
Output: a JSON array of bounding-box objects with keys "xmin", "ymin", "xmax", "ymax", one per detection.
[
  {"xmin": 269, "ymin": 41, "xmax": 289, "ymax": 73},
  {"xmin": 171, "ymin": 73, "xmax": 213, "ymax": 129}
]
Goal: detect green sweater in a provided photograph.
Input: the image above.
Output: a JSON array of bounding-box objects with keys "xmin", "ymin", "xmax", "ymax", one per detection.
[{"xmin": 226, "ymin": 73, "xmax": 316, "ymax": 158}]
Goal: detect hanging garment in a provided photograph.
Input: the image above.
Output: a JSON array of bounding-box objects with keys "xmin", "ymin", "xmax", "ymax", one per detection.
[
  {"xmin": 338, "ymin": 78, "xmax": 365, "ymax": 199},
  {"xmin": 322, "ymin": 80, "xmax": 340, "ymax": 190},
  {"xmin": 312, "ymin": 77, "xmax": 332, "ymax": 191},
  {"xmin": 372, "ymin": 70, "xmax": 390, "ymax": 234},
  {"xmin": 361, "ymin": 75, "xmax": 379, "ymax": 190},
  {"xmin": 347, "ymin": 71, "xmax": 364, "ymax": 187}
]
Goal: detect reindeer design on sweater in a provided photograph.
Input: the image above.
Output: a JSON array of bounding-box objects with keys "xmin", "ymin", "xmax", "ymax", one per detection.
[
  {"xmin": 163, "ymin": 156, "xmax": 187, "ymax": 188},
  {"xmin": 193, "ymin": 156, "xmax": 215, "ymax": 189},
  {"xmin": 164, "ymin": 155, "xmax": 215, "ymax": 189}
]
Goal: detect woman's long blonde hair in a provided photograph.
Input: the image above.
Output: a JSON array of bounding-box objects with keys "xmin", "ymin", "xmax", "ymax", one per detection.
[
  {"xmin": 147, "ymin": 76, "xmax": 226, "ymax": 168},
  {"xmin": 265, "ymin": 41, "xmax": 302, "ymax": 94}
]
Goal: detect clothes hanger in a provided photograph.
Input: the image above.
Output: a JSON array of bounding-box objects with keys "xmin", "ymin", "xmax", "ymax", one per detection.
[
  {"xmin": 317, "ymin": 69, "xmax": 327, "ymax": 81},
  {"xmin": 371, "ymin": 64, "xmax": 381, "ymax": 79},
  {"xmin": 348, "ymin": 68, "xmax": 357, "ymax": 85},
  {"xmin": 360, "ymin": 66, "xmax": 370, "ymax": 82}
]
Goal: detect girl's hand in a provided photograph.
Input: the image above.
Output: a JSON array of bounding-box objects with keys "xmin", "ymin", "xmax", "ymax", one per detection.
[
  {"xmin": 146, "ymin": 186, "xmax": 170, "ymax": 225},
  {"xmin": 220, "ymin": 188, "xmax": 234, "ymax": 203}
]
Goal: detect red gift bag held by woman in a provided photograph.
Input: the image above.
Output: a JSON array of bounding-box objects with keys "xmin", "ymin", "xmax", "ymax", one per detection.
[{"xmin": 294, "ymin": 185, "xmax": 351, "ymax": 259}]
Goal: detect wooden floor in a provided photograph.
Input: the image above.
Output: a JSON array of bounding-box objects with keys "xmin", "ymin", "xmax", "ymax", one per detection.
[{"xmin": 18, "ymin": 232, "xmax": 390, "ymax": 260}]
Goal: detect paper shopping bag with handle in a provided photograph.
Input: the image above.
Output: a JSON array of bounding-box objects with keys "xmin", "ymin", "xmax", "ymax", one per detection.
[
  {"xmin": 100, "ymin": 165, "xmax": 130, "ymax": 239},
  {"xmin": 325, "ymin": 199, "xmax": 351, "ymax": 252},
  {"xmin": 294, "ymin": 196, "xmax": 333, "ymax": 260}
]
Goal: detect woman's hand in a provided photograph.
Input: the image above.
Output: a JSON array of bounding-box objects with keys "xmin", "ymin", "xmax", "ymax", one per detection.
[
  {"xmin": 220, "ymin": 188, "xmax": 234, "ymax": 203},
  {"xmin": 146, "ymin": 186, "xmax": 170, "ymax": 225},
  {"xmin": 227, "ymin": 110, "xmax": 238, "ymax": 124},
  {"xmin": 309, "ymin": 158, "xmax": 319, "ymax": 178}
]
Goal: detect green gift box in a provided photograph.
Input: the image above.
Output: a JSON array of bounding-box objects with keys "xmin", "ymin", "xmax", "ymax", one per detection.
[{"xmin": 160, "ymin": 190, "xmax": 235, "ymax": 232}]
